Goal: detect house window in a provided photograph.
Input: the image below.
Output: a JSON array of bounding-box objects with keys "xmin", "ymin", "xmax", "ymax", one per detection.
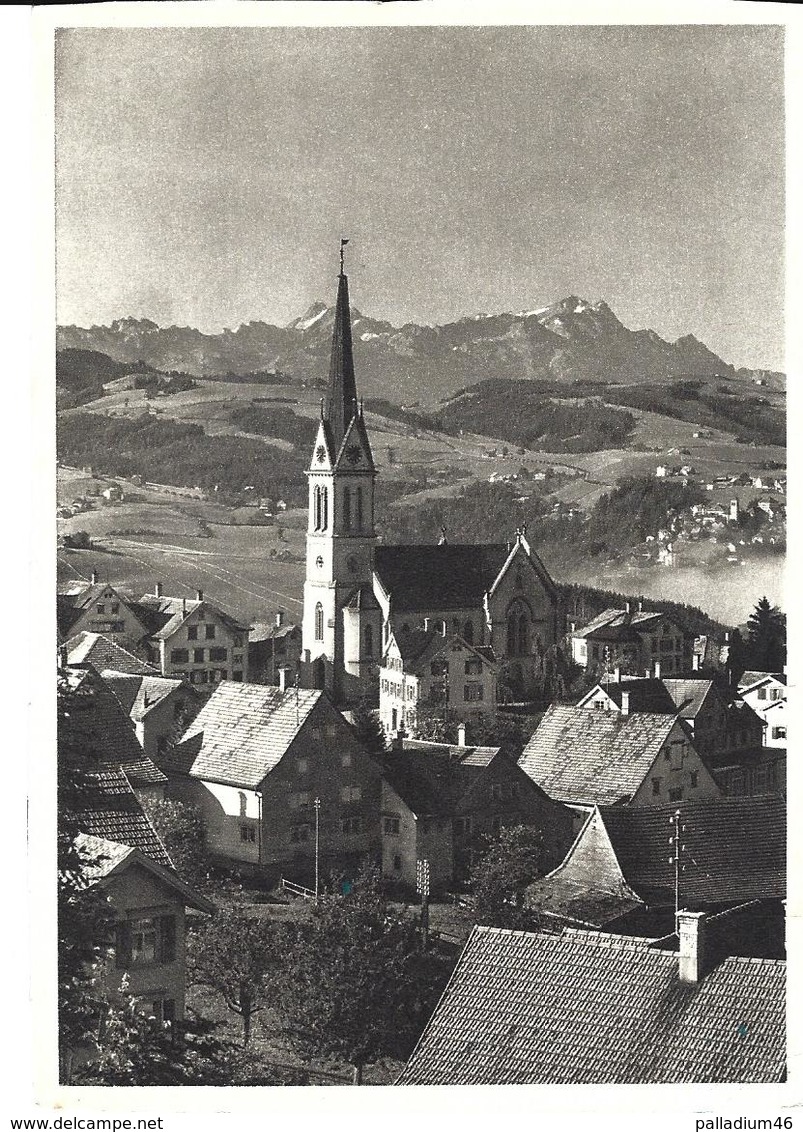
[
  {"xmin": 464, "ymin": 683, "xmax": 484, "ymax": 702},
  {"xmin": 757, "ymin": 688, "xmax": 767, "ymax": 701},
  {"xmin": 116, "ymin": 915, "xmax": 176, "ymax": 969},
  {"xmin": 209, "ymin": 647, "xmax": 227, "ymax": 661},
  {"xmin": 465, "ymin": 658, "xmax": 482, "ymax": 676},
  {"xmin": 690, "ymin": 772, "xmax": 698, "ymax": 788},
  {"xmin": 233, "ymin": 634, "xmax": 244, "ymax": 648},
  {"xmin": 393, "ymin": 854, "xmax": 402, "ymax": 871},
  {"xmin": 651, "ymin": 777, "xmax": 661, "ymax": 796},
  {"xmin": 341, "ymin": 754, "xmax": 352, "ymax": 768},
  {"xmin": 342, "ymin": 816, "xmax": 362, "ymax": 835},
  {"xmin": 668, "ymin": 787, "xmax": 683, "ymax": 802},
  {"xmin": 188, "ymin": 625, "xmax": 198, "ymax": 641},
  {"xmin": 111, "ymin": 603, "xmax": 119, "ymax": 614},
  {"xmin": 171, "ymin": 649, "xmax": 189, "ymax": 664},
  {"xmin": 149, "ymin": 998, "xmax": 176, "ymax": 1026},
  {"xmin": 193, "ymin": 648, "xmax": 205, "ymax": 663},
  {"xmin": 490, "ymin": 783, "xmax": 504, "ymax": 801},
  {"xmin": 340, "ymin": 785, "xmax": 362, "ymax": 803},
  {"xmin": 240, "ymin": 825, "xmax": 256, "ymax": 843},
  {"xmin": 454, "ymin": 817, "xmax": 473, "ymax": 837},
  {"xmin": 233, "ymin": 653, "xmax": 243, "ymax": 664},
  {"xmin": 772, "ymin": 727, "xmax": 787, "ymax": 740},
  {"xmin": 131, "ymin": 918, "xmax": 158, "ymax": 964},
  {"xmin": 384, "ymin": 817, "xmax": 400, "ymax": 835},
  {"xmin": 97, "ymin": 604, "xmax": 105, "ymax": 614},
  {"xmin": 315, "ymin": 603, "xmax": 324, "ymax": 641},
  {"xmin": 430, "ymin": 660, "xmax": 448, "ymax": 677},
  {"xmin": 663, "ymin": 749, "xmax": 671, "ymax": 761},
  {"xmin": 297, "ymin": 758, "xmax": 309, "ymax": 774},
  {"xmin": 290, "ymin": 824, "xmax": 311, "ymax": 843},
  {"xmin": 205, "ymin": 624, "xmax": 216, "ymax": 640},
  {"xmin": 463, "ymin": 620, "xmax": 474, "ymax": 645},
  {"xmin": 290, "ymin": 791, "xmax": 311, "ymax": 810}
]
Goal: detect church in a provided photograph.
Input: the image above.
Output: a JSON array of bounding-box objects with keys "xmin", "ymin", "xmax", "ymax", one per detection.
[{"xmin": 300, "ymin": 249, "xmax": 562, "ymax": 707}]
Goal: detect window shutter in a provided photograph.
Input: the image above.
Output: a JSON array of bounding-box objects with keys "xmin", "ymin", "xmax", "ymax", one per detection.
[
  {"xmin": 116, "ymin": 921, "xmax": 132, "ymax": 969},
  {"xmin": 160, "ymin": 915, "xmax": 177, "ymax": 963}
]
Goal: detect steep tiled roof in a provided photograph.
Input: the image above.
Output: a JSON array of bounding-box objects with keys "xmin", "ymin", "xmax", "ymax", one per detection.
[
  {"xmin": 375, "ymin": 544, "xmax": 510, "ymax": 612},
  {"xmin": 518, "ymin": 705, "xmax": 679, "ymax": 805},
  {"xmin": 74, "ymin": 833, "xmax": 214, "ymax": 912},
  {"xmin": 170, "ymin": 681, "xmax": 322, "ymax": 788},
  {"xmin": 379, "ymin": 742, "xmax": 505, "ymax": 817},
  {"xmin": 134, "ymin": 594, "xmax": 248, "ymax": 640},
  {"xmin": 60, "ymin": 665, "xmax": 167, "ymax": 787},
  {"xmin": 398, "ymin": 926, "xmax": 786, "ymax": 1084},
  {"xmin": 249, "ymin": 622, "xmax": 300, "ymax": 644},
  {"xmin": 68, "ymin": 769, "xmax": 172, "ymax": 868},
  {"xmin": 602, "ymin": 796, "xmax": 785, "ymax": 906},
  {"xmin": 739, "ymin": 671, "xmax": 787, "ymax": 692},
  {"xmin": 65, "ymin": 632, "xmax": 159, "ymax": 676},
  {"xmin": 101, "ymin": 672, "xmax": 185, "ymax": 722},
  {"xmin": 661, "ymin": 679, "xmax": 716, "ymax": 719}
]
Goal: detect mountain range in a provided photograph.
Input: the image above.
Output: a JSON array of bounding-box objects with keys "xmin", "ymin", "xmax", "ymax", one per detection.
[{"xmin": 57, "ymin": 296, "xmax": 774, "ymax": 405}]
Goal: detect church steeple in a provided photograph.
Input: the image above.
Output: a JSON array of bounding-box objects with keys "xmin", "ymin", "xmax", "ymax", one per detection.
[{"xmin": 326, "ymin": 242, "xmax": 359, "ymax": 455}]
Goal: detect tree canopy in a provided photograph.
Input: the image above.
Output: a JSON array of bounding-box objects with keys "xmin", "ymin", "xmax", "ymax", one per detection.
[{"xmin": 470, "ymin": 824, "xmax": 546, "ymax": 931}]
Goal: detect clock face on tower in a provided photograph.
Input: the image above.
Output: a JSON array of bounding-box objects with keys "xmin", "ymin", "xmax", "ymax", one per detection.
[{"xmin": 346, "ymin": 444, "xmax": 362, "ymax": 465}]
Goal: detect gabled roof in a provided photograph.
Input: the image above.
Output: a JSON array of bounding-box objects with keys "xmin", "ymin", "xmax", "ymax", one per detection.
[
  {"xmin": 578, "ymin": 677, "xmax": 677, "ymax": 714},
  {"xmin": 374, "ymin": 544, "xmax": 510, "ymax": 612},
  {"xmin": 249, "ymin": 622, "xmax": 300, "ymax": 644},
  {"xmin": 739, "ymin": 671, "xmax": 787, "ymax": 692},
  {"xmin": 170, "ymin": 681, "xmax": 322, "ymax": 788},
  {"xmin": 397, "ymin": 926, "xmax": 786, "ymax": 1084},
  {"xmin": 134, "ymin": 594, "xmax": 248, "ymax": 640},
  {"xmin": 66, "ymin": 768, "xmax": 172, "ymax": 869},
  {"xmin": 661, "ymin": 678, "xmax": 717, "ymax": 719},
  {"xmin": 101, "ymin": 671, "xmax": 187, "ymax": 722},
  {"xmin": 74, "ymin": 833, "xmax": 214, "ymax": 913},
  {"xmin": 572, "ymin": 607, "xmax": 675, "ymax": 640},
  {"xmin": 518, "ymin": 704, "xmax": 681, "ymax": 805},
  {"xmin": 531, "ymin": 797, "xmax": 786, "ymax": 925},
  {"xmin": 345, "ymin": 585, "xmax": 381, "ymax": 611},
  {"xmin": 60, "ymin": 665, "xmax": 167, "ymax": 787},
  {"xmin": 386, "ymin": 628, "xmax": 496, "ymax": 672},
  {"xmin": 379, "ymin": 741, "xmax": 505, "ymax": 818},
  {"xmin": 65, "ymin": 631, "xmax": 159, "ymax": 676},
  {"xmin": 333, "ymin": 410, "xmax": 376, "ymax": 472}
]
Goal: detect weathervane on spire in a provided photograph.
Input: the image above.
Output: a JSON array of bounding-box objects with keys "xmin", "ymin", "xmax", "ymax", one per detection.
[{"xmin": 340, "ymin": 237, "xmax": 349, "ymax": 275}]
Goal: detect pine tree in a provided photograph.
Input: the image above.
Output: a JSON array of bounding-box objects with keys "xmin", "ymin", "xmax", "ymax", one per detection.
[
  {"xmin": 351, "ymin": 692, "xmax": 386, "ymax": 755},
  {"xmin": 746, "ymin": 596, "xmax": 786, "ymax": 673}
]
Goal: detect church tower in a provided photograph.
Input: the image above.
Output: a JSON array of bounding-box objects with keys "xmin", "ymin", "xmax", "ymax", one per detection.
[{"xmin": 301, "ymin": 244, "xmax": 380, "ymax": 702}]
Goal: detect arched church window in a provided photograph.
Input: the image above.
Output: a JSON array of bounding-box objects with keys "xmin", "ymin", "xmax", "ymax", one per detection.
[
  {"xmin": 343, "ymin": 487, "xmax": 352, "ymax": 531},
  {"xmin": 463, "ymin": 620, "xmax": 474, "ymax": 645},
  {"xmin": 518, "ymin": 614, "xmax": 529, "ymax": 657},
  {"xmin": 321, "ymin": 487, "xmax": 328, "ymax": 531},
  {"xmin": 313, "ymin": 486, "xmax": 321, "ymax": 531},
  {"xmin": 507, "ymin": 612, "xmax": 517, "ymax": 656},
  {"xmin": 314, "ymin": 603, "xmax": 324, "ymax": 641},
  {"xmin": 364, "ymin": 624, "xmax": 374, "ymax": 658},
  {"xmin": 356, "ymin": 486, "xmax": 363, "ymax": 531}
]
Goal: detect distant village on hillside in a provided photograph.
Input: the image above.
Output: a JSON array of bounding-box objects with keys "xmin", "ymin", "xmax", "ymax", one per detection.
[{"xmin": 57, "ymin": 255, "xmax": 787, "ymax": 1087}]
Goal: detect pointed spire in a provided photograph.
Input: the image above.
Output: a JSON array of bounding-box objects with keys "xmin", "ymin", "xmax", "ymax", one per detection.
[{"xmin": 326, "ymin": 241, "xmax": 359, "ymax": 453}]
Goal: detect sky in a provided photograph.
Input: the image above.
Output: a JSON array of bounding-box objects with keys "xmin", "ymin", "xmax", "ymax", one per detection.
[{"xmin": 55, "ymin": 24, "xmax": 785, "ymax": 370}]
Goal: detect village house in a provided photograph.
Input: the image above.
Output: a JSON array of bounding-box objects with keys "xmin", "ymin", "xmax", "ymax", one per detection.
[
  {"xmin": 60, "ymin": 662, "xmax": 169, "ymax": 805},
  {"xmin": 299, "ymin": 259, "xmax": 561, "ymax": 706},
  {"xmin": 570, "ymin": 604, "xmax": 692, "ymax": 676},
  {"xmin": 73, "ymin": 833, "xmax": 214, "ymax": 1030},
  {"xmin": 166, "ymin": 681, "xmax": 382, "ymax": 886},
  {"xmin": 376, "ymin": 732, "xmax": 574, "ymax": 890},
  {"xmin": 57, "ymin": 573, "xmax": 150, "ymax": 651},
  {"xmin": 100, "ymin": 670, "xmax": 202, "ymax": 769},
  {"xmin": 247, "ymin": 614, "xmax": 303, "ymax": 686},
  {"xmin": 738, "ymin": 670, "xmax": 787, "ymax": 741},
  {"xmin": 135, "ymin": 584, "xmax": 250, "ymax": 687},
  {"xmin": 518, "ymin": 704, "xmax": 721, "ymax": 811},
  {"xmin": 577, "ymin": 673, "xmax": 764, "ymax": 765},
  {"xmin": 526, "ymin": 795, "xmax": 785, "ymax": 947},
  {"xmin": 397, "ymin": 919, "xmax": 786, "ymax": 1085},
  {"xmin": 379, "ymin": 626, "xmax": 497, "ymax": 738}
]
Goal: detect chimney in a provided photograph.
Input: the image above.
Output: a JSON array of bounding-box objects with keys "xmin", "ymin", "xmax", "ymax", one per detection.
[
  {"xmin": 278, "ymin": 666, "xmax": 288, "ymax": 693},
  {"xmin": 196, "ymin": 589, "xmax": 204, "ymax": 602},
  {"xmin": 613, "ymin": 666, "xmax": 621, "ymax": 683},
  {"xmin": 440, "ymin": 620, "xmax": 447, "ymax": 637},
  {"xmin": 423, "ymin": 617, "xmax": 431, "ymax": 632},
  {"xmin": 692, "ymin": 653, "xmax": 700, "ymax": 672},
  {"xmin": 457, "ymin": 723, "xmax": 467, "ymax": 747},
  {"xmin": 677, "ymin": 910, "xmax": 707, "ymax": 983},
  {"xmin": 637, "ymin": 599, "xmax": 643, "ymax": 613},
  {"xmin": 625, "ymin": 600, "xmax": 632, "ymax": 615},
  {"xmin": 275, "ymin": 610, "xmax": 285, "ymax": 628},
  {"xmin": 154, "ymin": 581, "xmax": 163, "ymax": 599},
  {"xmin": 182, "ymin": 597, "xmax": 187, "ymax": 616},
  {"xmin": 90, "ymin": 569, "xmax": 99, "ymax": 584},
  {"xmin": 620, "ymin": 691, "xmax": 630, "ymax": 716},
  {"xmin": 654, "ymin": 660, "xmax": 661, "ymax": 678}
]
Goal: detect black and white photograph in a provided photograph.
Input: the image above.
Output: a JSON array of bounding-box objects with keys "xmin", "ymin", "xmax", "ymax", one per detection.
[{"xmin": 14, "ymin": 0, "xmax": 799, "ymax": 1116}]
